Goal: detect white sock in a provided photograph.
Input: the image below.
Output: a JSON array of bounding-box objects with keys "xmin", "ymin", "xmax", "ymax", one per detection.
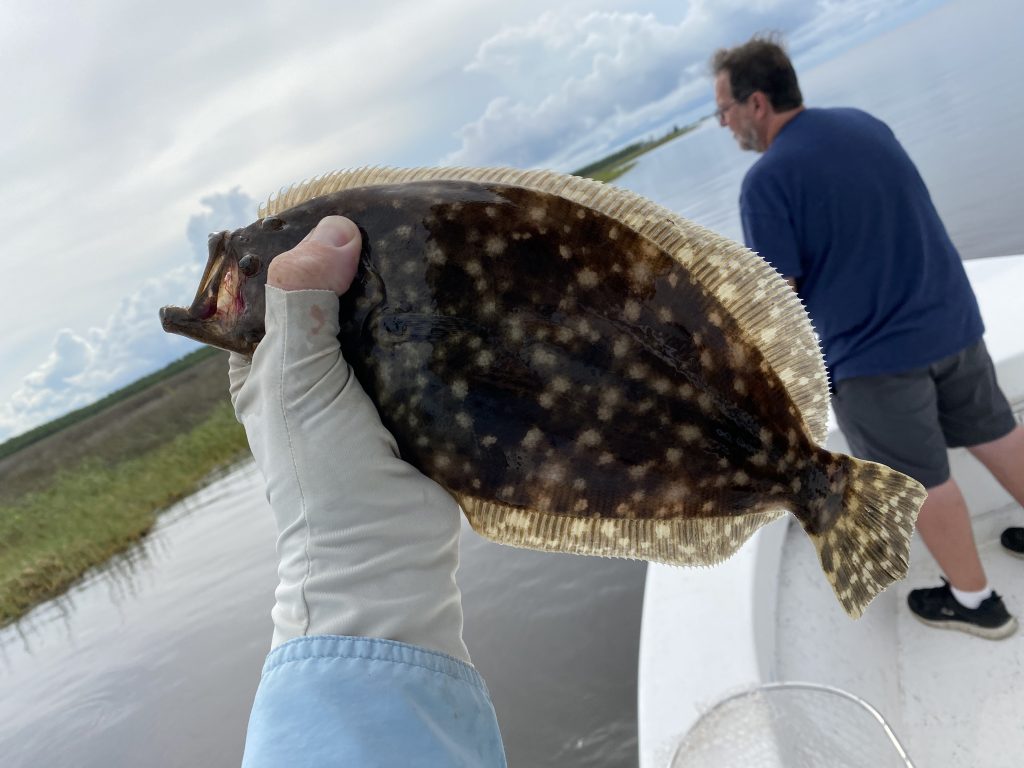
[{"xmin": 950, "ymin": 584, "xmax": 992, "ymax": 610}]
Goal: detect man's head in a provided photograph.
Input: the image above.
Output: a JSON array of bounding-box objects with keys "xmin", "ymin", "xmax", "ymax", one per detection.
[{"xmin": 710, "ymin": 35, "xmax": 803, "ymax": 153}]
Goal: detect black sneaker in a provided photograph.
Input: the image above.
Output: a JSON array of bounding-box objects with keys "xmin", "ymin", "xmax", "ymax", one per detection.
[
  {"xmin": 1001, "ymin": 527, "xmax": 1024, "ymax": 559},
  {"xmin": 907, "ymin": 578, "xmax": 1017, "ymax": 640}
]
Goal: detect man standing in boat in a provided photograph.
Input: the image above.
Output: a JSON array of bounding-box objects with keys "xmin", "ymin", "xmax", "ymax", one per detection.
[{"xmin": 710, "ymin": 35, "xmax": 1024, "ymax": 639}]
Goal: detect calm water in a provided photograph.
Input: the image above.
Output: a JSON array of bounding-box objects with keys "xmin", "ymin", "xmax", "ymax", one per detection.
[
  {"xmin": 0, "ymin": 462, "xmax": 645, "ymax": 768},
  {"xmin": 3, "ymin": 1, "xmax": 1023, "ymax": 766}
]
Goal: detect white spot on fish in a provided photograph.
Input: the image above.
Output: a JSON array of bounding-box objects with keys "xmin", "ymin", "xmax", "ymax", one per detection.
[
  {"xmin": 552, "ymin": 376, "xmax": 571, "ymax": 393},
  {"xmin": 627, "ymin": 363, "xmax": 648, "ymax": 380},
  {"xmin": 485, "ymin": 236, "xmax": 506, "ymax": 256},
  {"xmin": 578, "ymin": 268, "xmax": 598, "ymax": 288},
  {"xmin": 570, "ymin": 519, "xmax": 591, "ymax": 537},
  {"xmin": 630, "ymin": 261, "xmax": 652, "ymax": 285},
  {"xmin": 425, "ymin": 242, "xmax": 446, "ymax": 265},
  {"xmin": 678, "ymin": 425, "xmax": 701, "ymax": 442},
  {"xmin": 522, "ymin": 428, "xmax": 543, "ymax": 449},
  {"xmin": 532, "ymin": 347, "xmax": 557, "ymax": 367},
  {"xmin": 666, "ymin": 482, "xmax": 689, "ymax": 502},
  {"xmin": 628, "ymin": 464, "xmax": 649, "ymax": 480},
  {"xmin": 555, "ymin": 325, "xmax": 575, "ymax": 343}
]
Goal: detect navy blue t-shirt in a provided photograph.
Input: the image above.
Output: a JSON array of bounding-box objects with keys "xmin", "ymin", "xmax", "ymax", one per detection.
[{"xmin": 739, "ymin": 107, "xmax": 983, "ymax": 382}]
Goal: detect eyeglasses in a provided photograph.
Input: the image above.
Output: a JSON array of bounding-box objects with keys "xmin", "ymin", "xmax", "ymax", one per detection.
[{"xmin": 714, "ymin": 97, "xmax": 747, "ymax": 125}]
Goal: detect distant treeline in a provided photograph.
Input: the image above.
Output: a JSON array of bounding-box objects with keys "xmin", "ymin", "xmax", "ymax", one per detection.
[
  {"xmin": 573, "ymin": 120, "xmax": 702, "ymax": 183},
  {"xmin": 0, "ymin": 345, "xmax": 219, "ymax": 462}
]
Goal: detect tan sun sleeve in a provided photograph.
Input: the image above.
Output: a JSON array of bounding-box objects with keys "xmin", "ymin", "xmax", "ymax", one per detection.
[{"xmin": 231, "ymin": 285, "xmax": 470, "ymax": 662}]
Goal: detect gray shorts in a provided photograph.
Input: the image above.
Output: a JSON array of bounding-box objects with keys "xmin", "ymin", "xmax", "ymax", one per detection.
[{"xmin": 831, "ymin": 339, "xmax": 1017, "ymax": 489}]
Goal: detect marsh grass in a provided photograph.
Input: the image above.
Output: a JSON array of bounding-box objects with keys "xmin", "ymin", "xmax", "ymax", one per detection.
[
  {"xmin": 573, "ymin": 121, "xmax": 700, "ymax": 184},
  {"xmin": 0, "ymin": 400, "xmax": 250, "ymax": 627},
  {"xmin": 0, "ymin": 347, "xmax": 220, "ymax": 463}
]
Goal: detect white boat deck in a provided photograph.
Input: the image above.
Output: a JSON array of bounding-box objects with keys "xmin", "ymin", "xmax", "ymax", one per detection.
[
  {"xmin": 637, "ymin": 256, "xmax": 1024, "ymax": 768},
  {"xmin": 776, "ymin": 501, "xmax": 1024, "ymax": 768}
]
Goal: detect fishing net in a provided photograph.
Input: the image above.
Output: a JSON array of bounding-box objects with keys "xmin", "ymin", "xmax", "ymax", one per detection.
[{"xmin": 668, "ymin": 683, "xmax": 915, "ymax": 768}]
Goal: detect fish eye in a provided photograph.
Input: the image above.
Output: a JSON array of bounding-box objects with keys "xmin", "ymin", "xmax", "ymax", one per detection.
[
  {"xmin": 238, "ymin": 253, "xmax": 261, "ymax": 276},
  {"xmin": 260, "ymin": 216, "xmax": 286, "ymax": 231}
]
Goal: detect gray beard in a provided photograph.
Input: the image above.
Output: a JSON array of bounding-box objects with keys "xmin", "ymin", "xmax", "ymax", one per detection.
[{"xmin": 739, "ymin": 127, "xmax": 765, "ymax": 153}]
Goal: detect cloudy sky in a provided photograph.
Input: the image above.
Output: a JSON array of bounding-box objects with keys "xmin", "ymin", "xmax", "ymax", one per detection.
[{"xmin": 0, "ymin": 0, "xmax": 946, "ymax": 441}]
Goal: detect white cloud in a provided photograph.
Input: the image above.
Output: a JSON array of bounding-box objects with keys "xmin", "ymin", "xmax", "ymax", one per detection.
[
  {"xmin": 25, "ymin": 331, "xmax": 94, "ymax": 391},
  {"xmin": 441, "ymin": 0, "xmax": 936, "ymax": 171},
  {"xmin": 442, "ymin": 2, "xmax": 810, "ymax": 169},
  {"xmin": 0, "ymin": 189, "xmax": 255, "ymax": 441}
]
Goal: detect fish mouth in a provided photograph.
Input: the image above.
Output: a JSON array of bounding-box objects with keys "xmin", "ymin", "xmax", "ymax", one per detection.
[{"xmin": 159, "ymin": 249, "xmax": 248, "ymax": 353}]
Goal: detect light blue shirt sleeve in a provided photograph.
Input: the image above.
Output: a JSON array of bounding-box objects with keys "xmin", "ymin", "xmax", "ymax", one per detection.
[{"xmin": 242, "ymin": 635, "xmax": 507, "ymax": 767}]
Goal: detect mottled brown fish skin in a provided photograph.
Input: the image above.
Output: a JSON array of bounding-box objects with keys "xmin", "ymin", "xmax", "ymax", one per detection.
[
  {"xmin": 209, "ymin": 180, "xmax": 838, "ymax": 531},
  {"xmin": 161, "ymin": 169, "xmax": 927, "ymax": 618}
]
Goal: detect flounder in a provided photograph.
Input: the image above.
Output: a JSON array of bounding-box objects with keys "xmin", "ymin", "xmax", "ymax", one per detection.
[{"xmin": 160, "ymin": 166, "xmax": 926, "ymax": 617}]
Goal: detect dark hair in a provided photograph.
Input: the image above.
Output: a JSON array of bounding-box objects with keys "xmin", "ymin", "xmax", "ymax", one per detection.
[{"xmin": 710, "ymin": 34, "xmax": 803, "ymax": 111}]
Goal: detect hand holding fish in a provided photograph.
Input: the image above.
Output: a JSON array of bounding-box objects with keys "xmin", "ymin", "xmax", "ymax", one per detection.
[
  {"xmin": 227, "ymin": 219, "xmax": 472, "ymax": 661},
  {"xmin": 226, "ymin": 219, "xmax": 506, "ymax": 764}
]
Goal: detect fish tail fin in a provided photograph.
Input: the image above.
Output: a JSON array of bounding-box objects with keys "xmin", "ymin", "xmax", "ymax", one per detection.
[{"xmin": 797, "ymin": 454, "xmax": 926, "ymax": 618}]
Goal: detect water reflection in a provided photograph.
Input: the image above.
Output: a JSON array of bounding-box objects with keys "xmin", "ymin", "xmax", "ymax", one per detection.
[
  {"xmin": 0, "ymin": 462, "xmax": 278, "ymax": 768},
  {"xmin": 0, "ymin": 459, "xmax": 646, "ymax": 768}
]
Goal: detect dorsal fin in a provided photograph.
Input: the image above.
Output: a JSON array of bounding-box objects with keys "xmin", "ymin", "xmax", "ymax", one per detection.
[{"xmin": 259, "ymin": 166, "xmax": 830, "ymax": 443}]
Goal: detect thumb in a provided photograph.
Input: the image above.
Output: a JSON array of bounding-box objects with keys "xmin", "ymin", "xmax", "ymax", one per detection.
[
  {"xmin": 307, "ymin": 216, "xmax": 362, "ymax": 294},
  {"xmin": 271, "ymin": 216, "xmax": 362, "ymax": 295}
]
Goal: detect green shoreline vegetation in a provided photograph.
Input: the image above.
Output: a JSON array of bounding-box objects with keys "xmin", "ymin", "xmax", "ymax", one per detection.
[
  {"xmin": 0, "ymin": 120, "xmax": 702, "ymax": 627},
  {"xmin": 0, "ymin": 349, "xmax": 250, "ymax": 627},
  {"xmin": 0, "ymin": 401, "xmax": 249, "ymax": 626},
  {"xmin": 0, "ymin": 346, "xmax": 221, "ymax": 463},
  {"xmin": 572, "ymin": 120, "xmax": 701, "ymax": 183}
]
